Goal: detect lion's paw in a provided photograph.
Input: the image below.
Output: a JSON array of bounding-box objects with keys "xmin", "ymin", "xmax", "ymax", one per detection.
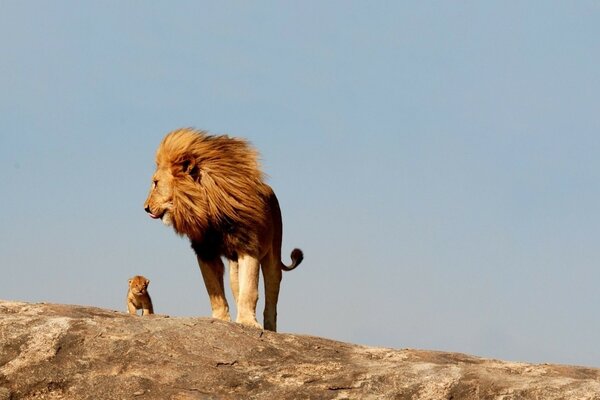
[{"xmin": 236, "ymin": 316, "xmax": 263, "ymax": 330}]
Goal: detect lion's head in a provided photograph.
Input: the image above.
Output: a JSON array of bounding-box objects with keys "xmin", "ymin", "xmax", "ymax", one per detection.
[
  {"xmin": 143, "ymin": 165, "xmax": 176, "ymax": 226},
  {"xmin": 143, "ymin": 128, "xmax": 270, "ymax": 243}
]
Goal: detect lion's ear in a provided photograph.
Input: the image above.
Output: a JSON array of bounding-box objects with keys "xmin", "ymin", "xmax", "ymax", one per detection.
[
  {"xmin": 145, "ymin": 279, "xmax": 150, "ymax": 286},
  {"xmin": 182, "ymin": 158, "xmax": 200, "ymax": 181}
]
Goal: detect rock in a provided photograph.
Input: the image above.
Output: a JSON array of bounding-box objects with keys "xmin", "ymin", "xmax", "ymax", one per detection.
[{"xmin": 0, "ymin": 300, "xmax": 599, "ymax": 399}]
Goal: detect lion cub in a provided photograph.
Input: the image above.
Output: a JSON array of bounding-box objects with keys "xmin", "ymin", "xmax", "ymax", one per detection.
[{"xmin": 127, "ymin": 275, "xmax": 154, "ymax": 316}]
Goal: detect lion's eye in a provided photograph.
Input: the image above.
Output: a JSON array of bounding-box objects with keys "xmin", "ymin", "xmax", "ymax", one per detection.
[{"xmin": 153, "ymin": 180, "xmax": 158, "ymax": 189}]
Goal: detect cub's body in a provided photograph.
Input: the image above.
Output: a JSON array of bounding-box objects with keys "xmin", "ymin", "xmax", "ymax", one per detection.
[{"xmin": 127, "ymin": 275, "xmax": 154, "ymax": 316}]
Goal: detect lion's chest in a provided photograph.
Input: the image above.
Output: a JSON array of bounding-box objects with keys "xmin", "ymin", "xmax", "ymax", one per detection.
[{"xmin": 190, "ymin": 225, "xmax": 257, "ymax": 262}]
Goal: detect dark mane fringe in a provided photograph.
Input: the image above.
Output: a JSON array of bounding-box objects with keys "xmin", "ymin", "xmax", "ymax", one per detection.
[{"xmin": 156, "ymin": 128, "xmax": 271, "ymax": 245}]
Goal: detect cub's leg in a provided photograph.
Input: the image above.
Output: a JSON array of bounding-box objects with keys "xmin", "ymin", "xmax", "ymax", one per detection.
[
  {"xmin": 196, "ymin": 256, "xmax": 231, "ymax": 321},
  {"xmin": 228, "ymin": 259, "xmax": 240, "ymax": 306},
  {"xmin": 127, "ymin": 301, "xmax": 138, "ymax": 315},
  {"xmin": 261, "ymin": 253, "xmax": 282, "ymax": 332},
  {"xmin": 235, "ymin": 254, "xmax": 261, "ymax": 329},
  {"xmin": 141, "ymin": 297, "xmax": 154, "ymax": 316}
]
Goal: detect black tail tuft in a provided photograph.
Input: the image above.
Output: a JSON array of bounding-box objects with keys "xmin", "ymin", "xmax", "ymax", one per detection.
[{"xmin": 281, "ymin": 248, "xmax": 304, "ymax": 271}]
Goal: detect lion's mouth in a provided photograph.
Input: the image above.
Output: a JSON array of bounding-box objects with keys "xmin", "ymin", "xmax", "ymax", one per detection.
[
  {"xmin": 145, "ymin": 205, "xmax": 172, "ymax": 226},
  {"xmin": 145, "ymin": 206, "xmax": 165, "ymax": 220}
]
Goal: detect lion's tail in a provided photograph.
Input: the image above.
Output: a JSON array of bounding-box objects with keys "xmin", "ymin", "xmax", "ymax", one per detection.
[{"xmin": 280, "ymin": 248, "xmax": 304, "ymax": 271}]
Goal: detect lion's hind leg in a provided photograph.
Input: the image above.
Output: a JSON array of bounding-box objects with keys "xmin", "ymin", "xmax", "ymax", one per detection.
[{"xmin": 261, "ymin": 253, "xmax": 282, "ymax": 332}]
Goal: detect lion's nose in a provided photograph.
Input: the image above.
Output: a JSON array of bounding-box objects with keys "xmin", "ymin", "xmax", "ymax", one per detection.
[{"xmin": 144, "ymin": 205, "xmax": 151, "ymax": 214}]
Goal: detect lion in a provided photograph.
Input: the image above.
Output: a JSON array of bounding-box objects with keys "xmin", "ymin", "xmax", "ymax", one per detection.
[
  {"xmin": 127, "ymin": 275, "xmax": 154, "ymax": 316},
  {"xmin": 143, "ymin": 128, "xmax": 303, "ymax": 331}
]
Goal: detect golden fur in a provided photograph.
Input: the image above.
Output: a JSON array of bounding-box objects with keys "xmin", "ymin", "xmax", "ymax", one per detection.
[
  {"xmin": 144, "ymin": 128, "xmax": 303, "ymax": 331},
  {"xmin": 127, "ymin": 275, "xmax": 154, "ymax": 316}
]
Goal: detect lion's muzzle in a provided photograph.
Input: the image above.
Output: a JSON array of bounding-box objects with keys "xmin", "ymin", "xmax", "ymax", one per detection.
[{"xmin": 144, "ymin": 205, "xmax": 160, "ymax": 219}]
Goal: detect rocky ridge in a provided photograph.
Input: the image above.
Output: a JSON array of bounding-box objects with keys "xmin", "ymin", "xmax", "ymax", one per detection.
[{"xmin": 1, "ymin": 300, "xmax": 599, "ymax": 399}]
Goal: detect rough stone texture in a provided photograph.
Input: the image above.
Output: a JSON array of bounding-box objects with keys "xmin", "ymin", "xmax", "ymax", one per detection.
[{"xmin": 1, "ymin": 300, "xmax": 599, "ymax": 399}]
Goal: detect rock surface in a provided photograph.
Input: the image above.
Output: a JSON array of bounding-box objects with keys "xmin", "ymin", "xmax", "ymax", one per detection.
[{"xmin": 0, "ymin": 300, "xmax": 599, "ymax": 399}]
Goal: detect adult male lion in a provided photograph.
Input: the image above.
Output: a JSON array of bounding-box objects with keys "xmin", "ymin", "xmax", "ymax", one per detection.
[{"xmin": 144, "ymin": 128, "xmax": 303, "ymax": 331}]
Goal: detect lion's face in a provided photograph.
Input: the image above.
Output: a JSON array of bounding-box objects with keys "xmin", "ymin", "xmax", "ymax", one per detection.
[
  {"xmin": 144, "ymin": 167, "xmax": 175, "ymax": 226},
  {"xmin": 128, "ymin": 276, "xmax": 150, "ymax": 296}
]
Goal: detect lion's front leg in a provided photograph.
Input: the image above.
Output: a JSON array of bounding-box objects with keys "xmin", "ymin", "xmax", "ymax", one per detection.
[
  {"xmin": 196, "ymin": 256, "xmax": 231, "ymax": 321},
  {"xmin": 228, "ymin": 259, "xmax": 240, "ymax": 306},
  {"xmin": 235, "ymin": 254, "xmax": 262, "ymax": 329}
]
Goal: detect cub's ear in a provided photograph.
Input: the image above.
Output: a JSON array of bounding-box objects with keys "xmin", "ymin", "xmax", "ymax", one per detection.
[
  {"xmin": 145, "ymin": 279, "xmax": 150, "ymax": 286},
  {"xmin": 181, "ymin": 158, "xmax": 200, "ymax": 180},
  {"xmin": 128, "ymin": 279, "xmax": 132, "ymax": 285}
]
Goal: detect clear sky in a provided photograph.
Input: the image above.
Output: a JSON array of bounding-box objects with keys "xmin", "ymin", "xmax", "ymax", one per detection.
[{"xmin": 1, "ymin": 2, "xmax": 600, "ymax": 367}]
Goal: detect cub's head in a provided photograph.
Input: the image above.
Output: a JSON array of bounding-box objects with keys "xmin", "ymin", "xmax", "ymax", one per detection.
[{"xmin": 128, "ymin": 275, "xmax": 150, "ymax": 296}]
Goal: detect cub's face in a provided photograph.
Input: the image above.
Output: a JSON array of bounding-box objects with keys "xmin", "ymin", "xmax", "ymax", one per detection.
[
  {"xmin": 128, "ymin": 276, "xmax": 150, "ymax": 296},
  {"xmin": 143, "ymin": 167, "xmax": 174, "ymax": 226}
]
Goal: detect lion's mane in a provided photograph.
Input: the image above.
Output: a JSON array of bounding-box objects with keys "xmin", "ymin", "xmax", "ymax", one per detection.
[{"xmin": 156, "ymin": 128, "xmax": 272, "ymax": 258}]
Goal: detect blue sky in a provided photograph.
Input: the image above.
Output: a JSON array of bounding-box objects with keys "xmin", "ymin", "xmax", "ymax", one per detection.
[{"xmin": 2, "ymin": 2, "xmax": 600, "ymax": 367}]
